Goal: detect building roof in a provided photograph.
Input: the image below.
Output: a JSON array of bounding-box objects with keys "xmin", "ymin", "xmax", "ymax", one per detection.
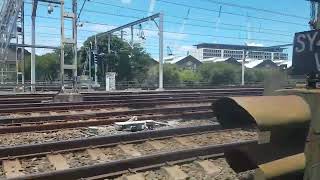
[
  {"xmin": 245, "ymin": 60, "xmax": 264, "ymax": 68},
  {"xmin": 255, "ymin": 59, "xmax": 278, "ymax": 68},
  {"xmin": 194, "ymin": 43, "xmax": 285, "ymax": 52},
  {"xmin": 165, "ymin": 55, "xmax": 202, "ymax": 65},
  {"xmin": 224, "ymin": 57, "xmax": 242, "ymax": 65},
  {"xmin": 202, "ymin": 57, "xmax": 241, "ymax": 65},
  {"xmin": 166, "ymin": 56, "xmax": 187, "ymax": 64}
]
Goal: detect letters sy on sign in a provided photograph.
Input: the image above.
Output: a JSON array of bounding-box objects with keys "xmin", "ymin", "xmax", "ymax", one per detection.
[{"xmin": 292, "ymin": 30, "xmax": 320, "ymax": 75}]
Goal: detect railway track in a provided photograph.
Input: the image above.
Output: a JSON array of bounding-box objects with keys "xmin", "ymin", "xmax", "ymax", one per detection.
[
  {"xmin": 0, "ymin": 88, "xmax": 263, "ymax": 134},
  {"xmin": 0, "ymin": 90, "xmax": 261, "ymax": 117},
  {"xmin": 0, "ymin": 96, "xmax": 215, "ymax": 114},
  {"xmin": 0, "ymin": 125, "xmax": 257, "ymax": 180},
  {"xmin": 0, "ymin": 105, "xmax": 212, "ymax": 134},
  {"xmin": 0, "ymin": 87, "xmax": 263, "ymax": 105}
]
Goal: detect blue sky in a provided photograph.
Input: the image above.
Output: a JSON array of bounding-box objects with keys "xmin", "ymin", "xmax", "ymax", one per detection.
[{"xmin": 23, "ymin": 0, "xmax": 310, "ymax": 59}]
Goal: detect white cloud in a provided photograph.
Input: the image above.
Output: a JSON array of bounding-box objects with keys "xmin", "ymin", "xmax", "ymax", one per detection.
[
  {"xmin": 121, "ymin": 0, "xmax": 132, "ymax": 4},
  {"xmin": 80, "ymin": 24, "xmax": 116, "ymax": 33},
  {"xmin": 246, "ymin": 42, "xmax": 264, "ymax": 47}
]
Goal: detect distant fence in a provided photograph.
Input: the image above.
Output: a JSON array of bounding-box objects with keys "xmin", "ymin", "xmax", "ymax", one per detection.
[{"xmin": 0, "ymin": 79, "xmax": 300, "ymax": 92}]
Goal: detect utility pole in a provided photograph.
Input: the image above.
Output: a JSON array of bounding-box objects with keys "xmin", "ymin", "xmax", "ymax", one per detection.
[
  {"xmin": 31, "ymin": 0, "xmax": 37, "ymax": 92},
  {"xmin": 94, "ymin": 35, "xmax": 98, "ymax": 86},
  {"xmin": 158, "ymin": 13, "xmax": 164, "ymax": 90},
  {"xmin": 241, "ymin": 50, "xmax": 248, "ymax": 86}
]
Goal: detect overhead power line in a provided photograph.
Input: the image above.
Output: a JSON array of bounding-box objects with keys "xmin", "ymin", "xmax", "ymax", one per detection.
[
  {"xmin": 156, "ymin": 0, "xmax": 307, "ymax": 27},
  {"xmin": 24, "ymin": 24, "xmax": 206, "ymax": 44},
  {"xmin": 25, "ymin": 12, "xmax": 293, "ymax": 38},
  {"xmin": 200, "ymin": 0, "xmax": 309, "ymax": 20},
  {"xmin": 24, "ymin": 15, "xmax": 292, "ymax": 44},
  {"xmin": 80, "ymin": 5, "xmax": 292, "ymax": 37},
  {"xmin": 89, "ymin": 0, "xmax": 294, "ymax": 33},
  {"xmin": 78, "ymin": 0, "xmax": 88, "ymax": 20},
  {"xmin": 83, "ymin": 21, "xmax": 292, "ymax": 44},
  {"xmin": 26, "ymin": 1, "xmax": 298, "ymax": 34}
]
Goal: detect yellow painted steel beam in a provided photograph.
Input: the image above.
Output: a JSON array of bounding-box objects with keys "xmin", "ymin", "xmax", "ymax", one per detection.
[
  {"xmin": 212, "ymin": 95, "xmax": 311, "ymax": 176},
  {"xmin": 255, "ymin": 153, "xmax": 305, "ymax": 180},
  {"xmin": 213, "ymin": 95, "xmax": 311, "ymax": 131}
]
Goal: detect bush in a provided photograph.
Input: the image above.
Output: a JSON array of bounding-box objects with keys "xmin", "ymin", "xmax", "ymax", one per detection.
[{"xmin": 197, "ymin": 62, "xmax": 241, "ymax": 85}]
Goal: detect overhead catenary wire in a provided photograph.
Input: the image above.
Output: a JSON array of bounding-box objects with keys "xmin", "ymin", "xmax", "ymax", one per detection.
[
  {"xmin": 22, "ymin": 0, "xmax": 294, "ymax": 56},
  {"xmin": 200, "ymin": 0, "xmax": 309, "ymax": 20},
  {"xmin": 88, "ymin": 0, "xmax": 297, "ymax": 33},
  {"xmin": 26, "ymin": 0, "xmax": 301, "ymax": 34},
  {"xmin": 25, "ymin": 11, "xmax": 293, "ymax": 38},
  {"xmin": 156, "ymin": 0, "xmax": 307, "ymax": 27},
  {"xmin": 77, "ymin": 0, "xmax": 88, "ymax": 20},
  {"xmin": 23, "ymin": 15, "xmax": 292, "ymax": 44}
]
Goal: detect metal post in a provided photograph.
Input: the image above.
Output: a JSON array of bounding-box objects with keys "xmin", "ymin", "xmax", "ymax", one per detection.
[
  {"xmin": 21, "ymin": 2, "xmax": 25, "ymax": 88},
  {"xmin": 72, "ymin": 0, "xmax": 77, "ymax": 78},
  {"xmin": 1, "ymin": 68, "xmax": 3, "ymax": 84},
  {"xmin": 120, "ymin": 30, "xmax": 124, "ymax": 40},
  {"xmin": 31, "ymin": 15, "xmax": 36, "ymax": 92},
  {"xmin": 130, "ymin": 26, "xmax": 133, "ymax": 45},
  {"xmin": 60, "ymin": 0, "xmax": 65, "ymax": 91},
  {"xmin": 88, "ymin": 48, "xmax": 92, "ymax": 90},
  {"xmin": 94, "ymin": 35, "xmax": 98, "ymax": 86},
  {"xmin": 158, "ymin": 13, "xmax": 164, "ymax": 90},
  {"xmin": 108, "ymin": 34, "xmax": 111, "ymax": 54},
  {"xmin": 106, "ymin": 34, "xmax": 111, "ymax": 91},
  {"xmin": 242, "ymin": 50, "xmax": 247, "ymax": 86}
]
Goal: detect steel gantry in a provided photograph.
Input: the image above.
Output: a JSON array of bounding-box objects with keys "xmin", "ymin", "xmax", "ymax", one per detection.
[
  {"xmin": 31, "ymin": 0, "xmax": 77, "ymax": 92},
  {"xmin": 104, "ymin": 13, "xmax": 164, "ymax": 90},
  {"xmin": 60, "ymin": 0, "xmax": 78, "ymax": 92}
]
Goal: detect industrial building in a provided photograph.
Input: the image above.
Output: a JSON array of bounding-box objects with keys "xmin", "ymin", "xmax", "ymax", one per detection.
[{"xmin": 190, "ymin": 43, "xmax": 289, "ymax": 62}]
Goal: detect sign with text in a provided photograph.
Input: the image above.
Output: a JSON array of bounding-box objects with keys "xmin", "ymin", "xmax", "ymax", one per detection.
[{"xmin": 292, "ymin": 30, "xmax": 320, "ymax": 75}]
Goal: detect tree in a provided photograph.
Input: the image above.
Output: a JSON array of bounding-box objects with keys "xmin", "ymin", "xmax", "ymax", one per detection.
[
  {"xmin": 144, "ymin": 64, "xmax": 181, "ymax": 87},
  {"xmin": 24, "ymin": 52, "xmax": 59, "ymax": 81},
  {"xmin": 197, "ymin": 62, "xmax": 240, "ymax": 85},
  {"xmin": 78, "ymin": 34, "xmax": 154, "ymax": 83},
  {"xmin": 179, "ymin": 69, "xmax": 200, "ymax": 85}
]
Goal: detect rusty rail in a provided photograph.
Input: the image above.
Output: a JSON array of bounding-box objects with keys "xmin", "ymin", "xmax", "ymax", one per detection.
[
  {"xmin": 0, "ymin": 105, "xmax": 211, "ymax": 125},
  {"xmin": 0, "ymin": 124, "xmax": 223, "ymax": 159},
  {"xmin": 0, "ymin": 110, "xmax": 213, "ymax": 134},
  {"xmin": 8, "ymin": 140, "xmax": 258, "ymax": 180}
]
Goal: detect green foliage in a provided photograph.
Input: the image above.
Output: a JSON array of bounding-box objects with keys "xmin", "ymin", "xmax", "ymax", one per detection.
[
  {"xmin": 23, "ymin": 34, "xmax": 154, "ymax": 83},
  {"xmin": 20, "ymin": 31, "xmax": 283, "ymax": 87},
  {"xmin": 24, "ymin": 52, "xmax": 59, "ymax": 81},
  {"xmin": 78, "ymin": 35, "xmax": 154, "ymax": 83},
  {"xmin": 144, "ymin": 64, "xmax": 182, "ymax": 86},
  {"xmin": 197, "ymin": 62, "xmax": 241, "ymax": 85},
  {"xmin": 178, "ymin": 69, "xmax": 200, "ymax": 85}
]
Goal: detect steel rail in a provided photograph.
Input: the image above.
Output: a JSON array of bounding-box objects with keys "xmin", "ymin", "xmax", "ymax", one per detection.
[
  {"xmin": 0, "ymin": 91, "xmax": 262, "ymax": 111},
  {"xmin": 0, "ymin": 87, "xmax": 262, "ymax": 105},
  {"xmin": 0, "ymin": 111, "xmax": 213, "ymax": 134},
  {"xmin": 0, "ymin": 87, "xmax": 263, "ymax": 100},
  {"xmin": 0, "ymin": 124, "xmax": 229, "ymax": 159},
  {"xmin": 0, "ymin": 105, "xmax": 212, "ymax": 125},
  {"xmin": 7, "ymin": 140, "xmax": 258, "ymax": 180},
  {"xmin": 0, "ymin": 97, "xmax": 215, "ymax": 113},
  {"xmin": 83, "ymin": 91, "xmax": 262, "ymax": 101}
]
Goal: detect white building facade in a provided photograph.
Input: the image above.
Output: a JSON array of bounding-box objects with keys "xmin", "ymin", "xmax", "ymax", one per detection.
[{"xmin": 190, "ymin": 43, "xmax": 288, "ymax": 62}]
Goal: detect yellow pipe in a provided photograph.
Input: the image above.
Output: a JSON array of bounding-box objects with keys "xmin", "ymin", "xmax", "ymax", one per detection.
[{"xmin": 255, "ymin": 153, "xmax": 305, "ymax": 180}]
